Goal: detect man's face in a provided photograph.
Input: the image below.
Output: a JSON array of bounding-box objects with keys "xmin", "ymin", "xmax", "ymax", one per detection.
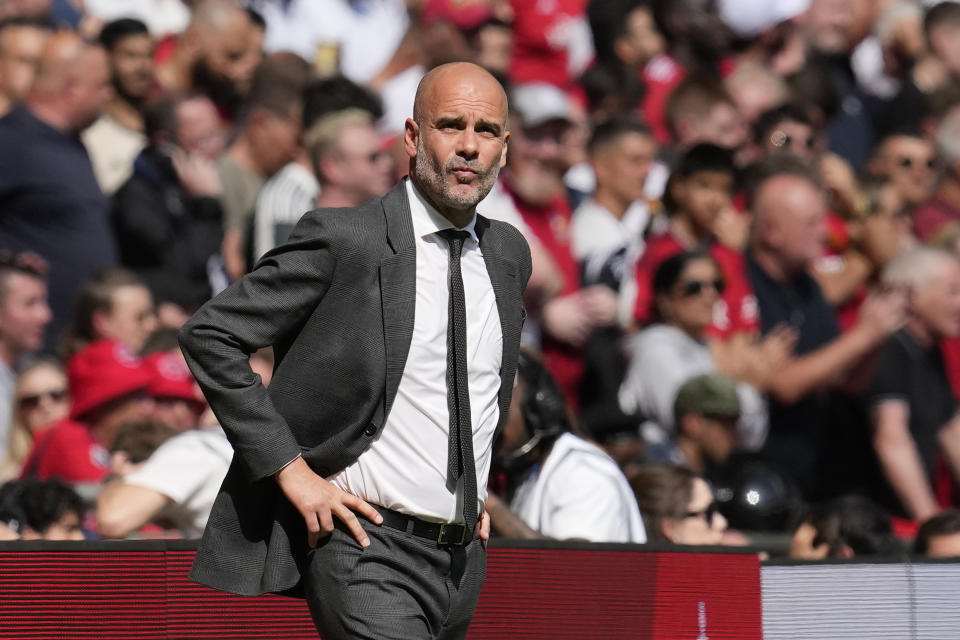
[
  {"xmin": 687, "ymin": 102, "xmax": 747, "ymax": 153},
  {"xmin": 475, "ymin": 23, "xmax": 513, "ymax": 74},
  {"xmin": 333, "ymin": 123, "xmax": 394, "ymax": 202},
  {"xmin": 250, "ymin": 104, "xmax": 302, "ymax": 178},
  {"xmin": 407, "ymin": 75, "xmax": 509, "ymax": 213},
  {"xmin": 930, "ymin": 22, "xmax": 960, "ymax": 76},
  {"xmin": 175, "ymin": 96, "xmax": 224, "ymax": 160},
  {"xmin": 97, "ymin": 285, "xmax": 157, "ymax": 354},
  {"xmin": 803, "ymin": 0, "xmax": 855, "ymax": 55},
  {"xmin": 672, "ymin": 170, "xmax": 734, "ymax": 232},
  {"xmin": 913, "ymin": 259, "xmax": 960, "ymax": 339},
  {"xmin": 0, "ymin": 24, "xmax": 47, "ymax": 101},
  {"xmin": 72, "ymin": 47, "xmax": 114, "ymax": 130},
  {"xmin": 873, "ymin": 136, "xmax": 937, "ymax": 206},
  {"xmin": 198, "ymin": 10, "xmax": 256, "ymax": 96},
  {"xmin": 0, "ymin": 272, "xmax": 51, "ymax": 357},
  {"xmin": 760, "ymin": 178, "xmax": 828, "ymax": 270},
  {"xmin": 697, "ymin": 414, "xmax": 739, "ymax": 464},
  {"xmin": 618, "ymin": 6, "xmax": 665, "ymax": 66},
  {"xmin": 110, "ymin": 32, "xmax": 155, "ymax": 102},
  {"xmin": 593, "ymin": 132, "xmax": 656, "ymax": 205}
]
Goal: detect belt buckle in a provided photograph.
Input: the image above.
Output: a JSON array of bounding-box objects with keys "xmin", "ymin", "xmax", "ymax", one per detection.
[{"xmin": 437, "ymin": 523, "xmax": 466, "ymax": 545}]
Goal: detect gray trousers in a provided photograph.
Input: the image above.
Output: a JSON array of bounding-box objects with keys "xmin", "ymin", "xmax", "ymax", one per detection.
[{"xmin": 304, "ymin": 517, "xmax": 487, "ymax": 640}]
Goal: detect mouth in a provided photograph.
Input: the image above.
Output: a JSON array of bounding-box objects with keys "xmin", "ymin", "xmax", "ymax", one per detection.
[{"xmin": 452, "ymin": 167, "xmax": 477, "ymax": 180}]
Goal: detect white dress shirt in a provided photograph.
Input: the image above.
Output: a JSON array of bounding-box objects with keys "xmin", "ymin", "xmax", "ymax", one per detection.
[{"xmin": 329, "ymin": 179, "xmax": 503, "ymax": 523}]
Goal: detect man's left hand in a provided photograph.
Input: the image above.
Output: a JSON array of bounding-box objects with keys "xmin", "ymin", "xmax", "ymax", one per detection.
[{"xmin": 475, "ymin": 510, "xmax": 490, "ymax": 546}]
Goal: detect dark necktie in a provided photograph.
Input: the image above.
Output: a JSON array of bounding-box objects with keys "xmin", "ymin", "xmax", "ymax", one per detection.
[{"xmin": 437, "ymin": 228, "xmax": 477, "ymax": 537}]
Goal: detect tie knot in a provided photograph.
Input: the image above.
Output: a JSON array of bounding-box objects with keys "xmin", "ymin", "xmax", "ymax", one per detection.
[{"xmin": 437, "ymin": 228, "xmax": 471, "ymax": 249}]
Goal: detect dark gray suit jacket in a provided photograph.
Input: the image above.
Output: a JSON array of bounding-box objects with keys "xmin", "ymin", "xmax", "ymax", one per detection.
[{"xmin": 179, "ymin": 180, "xmax": 531, "ymax": 597}]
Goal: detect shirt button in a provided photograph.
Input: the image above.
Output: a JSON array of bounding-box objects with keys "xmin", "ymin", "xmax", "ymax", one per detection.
[{"xmin": 363, "ymin": 424, "xmax": 377, "ymax": 437}]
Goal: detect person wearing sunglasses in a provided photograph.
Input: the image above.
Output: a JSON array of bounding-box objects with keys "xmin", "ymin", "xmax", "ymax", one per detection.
[
  {"xmin": 867, "ymin": 130, "xmax": 938, "ymax": 212},
  {"xmin": 629, "ymin": 463, "xmax": 727, "ymax": 545},
  {"xmin": 0, "ymin": 359, "xmax": 69, "ymax": 482},
  {"xmin": 913, "ymin": 106, "xmax": 960, "ymax": 242}
]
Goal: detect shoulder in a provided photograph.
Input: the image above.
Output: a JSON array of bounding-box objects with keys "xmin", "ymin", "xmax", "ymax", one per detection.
[
  {"xmin": 286, "ymin": 197, "xmax": 385, "ymax": 243},
  {"xmin": 482, "ymin": 216, "xmax": 531, "ymax": 263}
]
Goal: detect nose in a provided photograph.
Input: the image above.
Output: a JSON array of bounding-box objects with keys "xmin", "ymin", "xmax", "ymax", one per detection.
[{"xmin": 458, "ymin": 128, "xmax": 479, "ymax": 160}]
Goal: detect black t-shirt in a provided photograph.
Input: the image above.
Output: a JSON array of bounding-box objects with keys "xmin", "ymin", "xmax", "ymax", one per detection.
[
  {"xmin": 867, "ymin": 329, "xmax": 958, "ymax": 486},
  {"xmin": 746, "ymin": 254, "xmax": 841, "ymax": 497}
]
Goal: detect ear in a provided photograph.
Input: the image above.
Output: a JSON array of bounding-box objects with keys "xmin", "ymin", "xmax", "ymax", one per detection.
[
  {"xmin": 403, "ymin": 118, "xmax": 419, "ymax": 160},
  {"xmin": 319, "ymin": 154, "xmax": 341, "ymax": 184},
  {"xmin": 91, "ymin": 308, "xmax": 112, "ymax": 339},
  {"xmin": 660, "ymin": 518, "xmax": 677, "ymax": 544},
  {"xmin": 613, "ymin": 37, "xmax": 635, "ymax": 66},
  {"xmin": 499, "ymin": 130, "xmax": 510, "ymax": 169}
]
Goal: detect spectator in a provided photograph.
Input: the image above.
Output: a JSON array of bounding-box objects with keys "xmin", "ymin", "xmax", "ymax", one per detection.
[
  {"xmin": 925, "ymin": 2, "xmax": 960, "ymax": 81},
  {"xmin": 309, "ymin": 109, "xmax": 393, "ymax": 210},
  {"xmin": 630, "ymin": 463, "xmax": 728, "ymax": 544},
  {"xmin": 645, "ymin": 373, "xmax": 742, "ymax": 477},
  {"xmin": 143, "ymin": 351, "xmax": 205, "ymax": 432},
  {"xmin": 724, "ymin": 62, "xmax": 791, "ymax": 127},
  {"xmin": 745, "ymin": 163, "xmax": 907, "ymax": 499},
  {"xmin": 620, "ymin": 251, "xmax": 776, "ymax": 453},
  {"xmin": 0, "ymin": 16, "xmax": 49, "ymax": 116},
  {"xmin": 788, "ymin": 495, "xmax": 898, "ymax": 559},
  {"xmin": 486, "ymin": 350, "xmax": 646, "ymax": 543},
  {"xmin": 112, "ymin": 93, "xmax": 226, "ymax": 315},
  {"xmin": 0, "ymin": 31, "xmax": 117, "ymax": 352},
  {"xmin": 867, "ymin": 248, "xmax": 960, "ymax": 521},
  {"xmin": 913, "ymin": 106, "xmax": 960, "ymax": 242},
  {"xmin": 664, "ymin": 75, "xmax": 748, "ymax": 155},
  {"xmin": 108, "ymin": 418, "xmax": 177, "ymax": 472},
  {"xmin": 867, "ymin": 129, "xmax": 938, "ymax": 213},
  {"xmin": 82, "ymin": 18, "xmax": 154, "ymax": 195},
  {"xmin": 915, "ymin": 509, "xmax": 960, "ymax": 557},
  {"xmin": 0, "ymin": 358, "xmax": 67, "ymax": 482},
  {"xmin": 0, "ymin": 253, "xmax": 51, "ymax": 451},
  {"xmin": 61, "ymin": 268, "xmax": 158, "ymax": 361},
  {"xmin": 20, "ymin": 340, "xmax": 155, "ymax": 496},
  {"xmin": 218, "ymin": 52, "xmax": 308, "ymax": 281},
  {"xmin": 155, "ymin": 0, "xmax": 259, "ymax": 120},
  {"xmin": 718, "ymin": 1, "xmax": 808, "ymax": 77},
  {"xmin": 4, "ymin": 478, "xmax": 85, "ymax": 540}
]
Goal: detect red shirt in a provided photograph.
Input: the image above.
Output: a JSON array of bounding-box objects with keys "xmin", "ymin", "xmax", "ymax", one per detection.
[
  {"xmin": 632, "ymin": 232, "xmax": 758, "ymax": 338},
  {"xmin": 503, "ymin": 180, "xmax": 584, "ymax": 406},
  {"xmin": 815, "ymin": 213, "xmax": 866, "ymax": 331},
  {"xmin": 21, "ymin": 419, "xmax": 109, "ymax": 485},
  {"xmin": 913, "ymin": 195, "xmax": 960, "ymax": 242},
  {"xmin": 509, "ymin": 0, "xmax": 590, "ymax": 91},
  {"xmin": 639, "ymin": 54, "xmax": 687, "ymax": 145}
]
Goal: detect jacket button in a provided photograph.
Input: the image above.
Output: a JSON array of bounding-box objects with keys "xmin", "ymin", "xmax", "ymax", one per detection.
[{"xmin": 363, "ymin": 424, "xmax": 377, "ymax": 437}]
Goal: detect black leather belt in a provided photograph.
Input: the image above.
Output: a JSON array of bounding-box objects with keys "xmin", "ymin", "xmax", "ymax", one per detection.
[{"xmin": 372, "ymin": 505, "xmax": 473, "ymax": 546}]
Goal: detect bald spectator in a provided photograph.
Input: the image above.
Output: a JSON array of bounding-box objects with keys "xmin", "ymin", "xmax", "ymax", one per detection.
[
  {"xmin": 867, "ymin": 248, "xmax": 960, "ymax": 521},
  {"xmin": 913, "ymin": 106, "xmax": 960, "ymax": 241},
  {"xmin": 155, "ymin": 0, "xmax": 260, "ymax": 120},
  {"xmin": 745, "ymin": 163, "xmax": 907, "ymax": 499},
  {"xmin": 0, "ymin": 17, "xmax": 49, "ymax": 116},
  {"xmin": 665, "ymin": 75, "xmax": 749, "ymax": 157},
  {"xmin": 83, "ymin": 18, "xmax": 154, "ymax": 195},
  {"xmin": 0, "ymin": 31, "xmax": 116, "ymax": 352}
]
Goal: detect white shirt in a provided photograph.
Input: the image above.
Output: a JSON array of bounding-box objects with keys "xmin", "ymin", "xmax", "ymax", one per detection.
[
  {"xmin": 329, "ymin": 179, "xmax": 503, "ymax": 523},
  {"xmin": 510, "ymin": 433, "xmax": 647, "ymax": 543},
  {"xmin": 123, "ymin": 426, "xmax": 233, "ymax": 538},
  {"xmin": 253, "ymin": 161, "xmax": 319, "ymax": 261}
]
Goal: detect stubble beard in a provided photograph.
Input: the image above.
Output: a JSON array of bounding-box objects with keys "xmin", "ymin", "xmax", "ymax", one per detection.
[{"xmin": 414, "ymin": 136, "xmax": 501, "ymax": 213}]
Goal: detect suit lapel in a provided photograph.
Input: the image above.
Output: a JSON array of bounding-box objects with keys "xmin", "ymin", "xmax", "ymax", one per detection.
[{"xmin": 379, "ymin": 182, "xmax": 417, "ymax": 425}]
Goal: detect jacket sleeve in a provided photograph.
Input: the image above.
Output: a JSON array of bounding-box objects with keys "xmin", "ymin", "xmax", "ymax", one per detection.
[{"xmin": 179, "ymin": 209, "xmax": 335, "ymax": 482}]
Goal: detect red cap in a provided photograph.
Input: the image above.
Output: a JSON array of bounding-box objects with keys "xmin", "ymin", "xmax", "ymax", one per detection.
[
  {"xmin": 144, "ymin": 352, "xmax": 203, "ymax": 405},
  {"xmin": 67, "ymin": 340, "xmax": 153, "ymax": 420},
  {"xmin": 421, "ymin": 0, "xmax": 494, "ymax": 30}
]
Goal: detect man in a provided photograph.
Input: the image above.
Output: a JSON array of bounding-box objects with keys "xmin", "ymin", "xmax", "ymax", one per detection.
[
  {"xmin": 914, "ymin": 106, "xmax": 960, "ymax": 242},
  {"xmin": 664, "ymin": 75, "xmax": 749, "ymax": 157},
  {"xmin": 112, "ymin": 93, "xmax": 226, "ymax": 315},
  {"xmin": 82, "ymin": 18, "xmax": 154, "ymax": 195},
  {"xmin": 867, "ymin": 129, "xmax": 938, "ymax": 214},
  {"xmin": 179, "ymin": 62, "xmax": 529, "ymax": 639},
  {"xmin": 915, "ymin": 510, "xmax": 960, "ymax": 557},
  {"xmin": 746, "ymin": 163, "xmax": 907, "ymax": 499},
  {"xmin": 0, "ymin": 16, "xmax": 49, "ymax": 116},
  {"xmin": 2, "ymin": 478, "xmax": 85, "ymax": 540},
  {"xmin": 867, "ymin": 248, "xmax": 960, "ymax": 521},
  {"xmin": 0, "ymin": 31, "xmax": 116, "ymax": 351},
  {"xmin": 0, "ymin": 254, "xmax": 51, "ymax": 451},
  {"xmin": 309, "ymin": 110, "xmax": 393, "ymax": 210},
  {"xmin": 486, "ymin": 350, "xmax": 646, "ymax": 543}
]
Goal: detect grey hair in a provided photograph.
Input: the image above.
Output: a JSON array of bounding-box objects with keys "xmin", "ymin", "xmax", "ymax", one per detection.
[
  {"xmin": 882, "ymin": 247, "xmax": 959, "ymax": 290},
  {"xmin": 936, "ymin": 106, "xmax": 960, "ymax": 168}
]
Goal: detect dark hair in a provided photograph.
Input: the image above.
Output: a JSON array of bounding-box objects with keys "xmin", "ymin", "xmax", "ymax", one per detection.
[
  {"xmin": 110, "ymin": 419, "xmax": 178, "ymax": 463},
  {"xmin": 652, "ymin": 250, "xmax": 715, "ymax": 298},
  {"xmin": 140, "ymin": 328, "xmax": 181, "ymax": 356},
  {"xmin": 664, "ymin": 75, "xmax": 734, "ymax": 141},
  {"xmin": 0, "ymin": 251, "xmax": 47, "ymax": 305},
  {"xmin": 801, "ymin": 495, "xmax": 899, "ymax": 557},
  {"xmin": 14, "ymin": 479, "xmax": 84, "ymax": 536},
  {"xmin": 751, "ymin": 103, "xmax": 815, "ymax": 147},
  {"xmin": 629, "ymin": 463, "xmax": 697, "ymax": 542},
  {"xmin": 248, "ymin": 52, "xmax": 312, "ymax": 119},
  {"xmin": 97, "ymin": 18, "xmax": 149, "ymax": 51},
  {"xmin": 0, "ymin": 16, "xmax": 52, "ymax": 36},
  {"xmin": 785, "ymin": 56, "xmax": 839, "ymax": 126},
  {"xmin": 581, "ymin": 62, "xmax": 642, "ymax": 122},
  {"xmin": 61, "ymin": 268, "xmax": 148, "ymax": 361},
  {"xmin": 302, "ymin": 75, "xmax": 384, "ymax": 128},
  {"xmin": 661, "ymin": 144, "xmax": 735, "ymax": 213},
  {"xmin": 924, "ymin": 1, "xmax": 960, "ymax": 43},
  {"xmin": 915, "ymin": 509, "xmax": 960, "ymax": 554},
  {"xmin": 587, "ymin": 118, "xmax": 652, "ymax": 156},
  {"xmin": 246, "ymin": 6, "xmax": 266, "ymax": 30},
  {"xmin": 588, "ymin": 0, "xmax": 652, "ymax": 63}
]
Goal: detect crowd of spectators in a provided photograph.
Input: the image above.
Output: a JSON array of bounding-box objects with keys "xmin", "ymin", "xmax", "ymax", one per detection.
[{"xmin": 3, "ymin": 0, "xmax": 960, "ymax": 562}]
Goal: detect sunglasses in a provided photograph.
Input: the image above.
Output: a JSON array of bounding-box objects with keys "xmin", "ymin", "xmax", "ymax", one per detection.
[
  {"xmin": 685, "ymin": 501, "xmax": 720, "ymax": 527},
  {"xmin": 18, "ymin": 388, "xmax": 68, "ymax": 410},
  {"xmin": 678, "ymin": 279, "xmax": 724, "ymax": 298},
  {"xmin": 895, "ymin": 156, "xmax": 936, "ymax": 171}
]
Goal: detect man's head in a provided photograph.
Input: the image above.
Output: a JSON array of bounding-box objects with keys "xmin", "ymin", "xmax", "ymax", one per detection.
[
  {"xmin": 27, "ymin": 31, "xmax": 113, "ymax": 132},
  {"xmin": 143, "ymin": 351, "xmax": 205, "ymax": 431},
  {"xmin": 404, "ymin": 62, "xmax": 509, "ymax": 221},
  {"xmin": 882, "ymin": 247, "xmax": 960, "ymax": 339},
  {"xmin": 673, "ymin": 373, "xmax": 741, "ymax": 467},
  {"xmin": 145, "ymin": 93, "xmax": 224, "ymax": 160},
  {"xmin": 789, "ymin": 495, "xmax": 896, "ymax": 559},
  {"xmin": 925, "ymin": 1, "xmax": 960, "ymax": 76},
  {"xmin": 68, "ymin": 268, "xmax": 157, "ymax": 356},
  {"xmin": 590, "ymin": 0, "xmax": 664, "ymax": 68},
  {"xmin": 306, "ymin": 109, "xmax": 393, "ymax": 204},
  {"xmin": 652, "ymin": 0, "xmax": 734, "ymax": 59},
  {"xmin": 665, "ymin": 75, "xmax": 747, "ymax": 153},
  {"xmin": 752, "ymin": 103, "xmax": 822, "ymax": 165},
  {"xmin": 11, "ymin": 479, "xmax": 84, "ymax": 541},
  {"xmin": 0, "ymin": 253, "xmax": 50, "ymax": 365},
  {"xmin": 589, "ymin": 118, "xmax": 657, "ymax": 208},
  {"xmin": 868, "ymin": 131, "xmax": 937, "ymax": 207},
  {"xmin": 724, "ymin": 62, "xmax": 791, "ymax": 126},
  {"xmin": 915, "ymin": 509, "xmax": 960, "ymax": 557},
  {"xmin": 508, "ymin": 82, "xmax": 574, "ymax": 176},
  {"xmin": 665, "ymin": 143, "xmax": 736, "ymax": 233},
  {"xmin": 802, "ymin": 0, "xmax": 857, "ymax": 55},
  {"xmin": 750, "ymin": 160, "xmax": 827, "ymax": 275},
  {"xmin": 0, "ymin": 17, "xmax": 49, "ymax": 108},
  {"xmin": 98, "ymin": 18, "xmax": 154, "ymax": 106}
]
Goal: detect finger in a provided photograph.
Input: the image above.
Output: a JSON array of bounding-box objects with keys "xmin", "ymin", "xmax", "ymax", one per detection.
[
  {"xmin": 334, "ymin": 504, "xmax": 370, "ymax": 548},
  {"xmin": 342, "ymin": 494, "xmax": 384, "ymax": 525},
  {"xmin": 317, "ymin": 508, "xmax": 335, "ymax": 537},
  {"xmin": 478, "ymin": 511, "xmax": 490, "ymax": 542},
  {"xmin": 305, "ymin": 512, "xmax": 321, "ymax": 548}
]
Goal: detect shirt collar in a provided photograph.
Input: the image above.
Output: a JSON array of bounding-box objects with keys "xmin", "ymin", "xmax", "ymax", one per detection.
[{"xmin": 405, "ymin": 177, "xmax": 479, "ymax": 244}]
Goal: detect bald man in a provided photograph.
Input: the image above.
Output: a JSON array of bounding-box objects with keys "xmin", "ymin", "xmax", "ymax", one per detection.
[
  {"xmin": 745, "ymin": 162, "xmax": 906, "ymax": 499},
  {"xmin": 0, "ymin": 31, "xmax": 116, "ymax": 351},
  {"xmin": 179, "ymin": 62, "xmax": 530, "ymax": 639}
]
